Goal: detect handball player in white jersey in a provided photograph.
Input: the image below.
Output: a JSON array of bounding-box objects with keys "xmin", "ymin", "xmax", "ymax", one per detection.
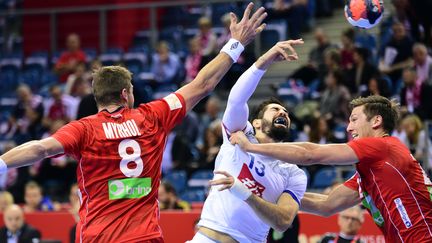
[{"xmin": 189, "ymin": 39, "xmax": 307, "ymax": 243}]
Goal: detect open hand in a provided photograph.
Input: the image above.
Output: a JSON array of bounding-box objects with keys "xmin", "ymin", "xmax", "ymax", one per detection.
[{"xmin": 230, "ymin": 3, "xmax": 267, "ymax": 46}]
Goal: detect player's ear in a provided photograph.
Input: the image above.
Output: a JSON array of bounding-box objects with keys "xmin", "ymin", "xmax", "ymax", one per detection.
[
  {"xmin": 120, "ymin": 88, "xmax": 128, "ymax": 102},
  {"xmin": 252, "ymin": 119, "xmax": 262, "ymax": 130},
  {"xmin": 371, "ymin": 115, "xmax": 383, "ymax": 129}
]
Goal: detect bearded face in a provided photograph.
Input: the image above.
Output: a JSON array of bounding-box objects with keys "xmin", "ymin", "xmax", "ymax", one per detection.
[{"xmin": 259, "ymin": 104, "xmax": 291, "ymax": 142}]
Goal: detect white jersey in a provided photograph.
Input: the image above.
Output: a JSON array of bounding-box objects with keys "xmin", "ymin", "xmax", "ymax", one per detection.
[{"xmin": 198, "ymin": 122, "xmax": 307, "ymax": 243}]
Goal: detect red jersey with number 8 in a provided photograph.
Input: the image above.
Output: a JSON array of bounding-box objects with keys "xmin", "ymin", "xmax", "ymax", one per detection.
[{"xmin": 52, "ymin": 93, "xmax": 186, "ymax": 243}]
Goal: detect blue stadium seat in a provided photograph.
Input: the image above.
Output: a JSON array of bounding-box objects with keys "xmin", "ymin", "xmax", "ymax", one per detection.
[
  {"xmin": 312, "ymin": 167, "xmax": 337, "ymax": 189},
  {"xmin": 83, "ymin": 48, "xmax": 98, "ymax": 63},
  {"xmin": 188, "ymin": 169, "xmax": 214, "ymax": 188},
  {"xmin": 123, "ymin": 52, "xmax": 148, "ymax": 76},
  {"xmin": 260, "ymin": 29, "xmax": 280, "ymax": 52},
  {"xmin": 0, "ymin": 65, "xmax": 19, "ymax": 95},
  {"xmin": 180, "ymin": 188, "xmax": 206, "ymax": 202},
  {"xmin": 99, "ymin": 47, "xmax": 123, "ymax": 66},
  {"xmin": 163, "ymin": 170, "xmax": 187, "ymax": 194}
]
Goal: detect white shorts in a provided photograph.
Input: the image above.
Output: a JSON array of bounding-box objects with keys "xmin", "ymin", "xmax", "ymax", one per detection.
[{"xmin": 186, "ymin": 232, "xmax": 219, "ymax": 243}]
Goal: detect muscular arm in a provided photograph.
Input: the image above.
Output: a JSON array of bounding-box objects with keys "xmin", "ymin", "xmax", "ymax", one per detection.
[
  {"xmin": 232, "ymin": 137, "xmax": 359, "ymax": 165},
  {"xmin": 176, "ymin": 3, "xmax": 267, "ymax": 112},
  {"xmin": 301, "ymin": 184, "xmax": 361, "ymax": 217},
  {"xmin": 246, "ymin": 193, "xmax": 299, "ymax": 232},
  {"xmin": 1, "ymin": 137, "xmax": 64, "ymax": 169}
]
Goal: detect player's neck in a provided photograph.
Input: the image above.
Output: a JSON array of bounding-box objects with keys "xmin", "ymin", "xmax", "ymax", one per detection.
[
  {"xmin": 255, "ymin": 132, "xmax": 275, "ymax": 144},
  {"xmin": 98, "ymin": 104, "xmax": 124, "ymax": 113},
  {"xmin": 371, "ymin": 129, "xmax": 389, "ymax": 138}
]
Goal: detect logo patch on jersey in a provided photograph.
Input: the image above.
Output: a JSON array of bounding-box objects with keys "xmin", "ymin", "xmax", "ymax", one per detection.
[
  {"xmin": 163, "ymin": 94, "xmax": 182, "ymax": 111},
  {"xmin": 108, "ymin": 178, "xmax": 151, "ymax": 200},
  {"xmin": 394, "ymin": 198, "xmax": 412, "ymax": 228},
  {"xmin": 238, "ymin": 163, "xmax": 265, "ymax": 197}
]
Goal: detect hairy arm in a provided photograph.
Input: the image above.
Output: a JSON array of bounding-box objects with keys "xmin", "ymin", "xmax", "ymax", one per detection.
[
  {"xmin": 230, "ymin": 134, "xmax": 359, "ymax": 165},
  {"xmin": 177, "ymin": 3, "xmax": 267, "ymax": 112},
  {"xmin": 246, "ymin": 193, "xmax": 299, "ymax": 232},
  {"xmin": 301, "ymin": 184, "xmax": 361, "ymax": 216},
  {"xmin": 1, "ymin": 137, "xmax": 64, "ymax": 169}
]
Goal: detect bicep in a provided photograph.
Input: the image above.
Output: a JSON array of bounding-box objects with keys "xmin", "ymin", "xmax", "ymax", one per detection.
[
  {"xmin": 176, "ymin": 82, "xmax": 203, "ymax": 112},
  {"xmin": 40, "ymin": 137, "xmax": 65, "ymax": 157},
  {"xmin": 277, "ymin": 192, "xmax": 300, "ymax": 218},
  {"xmin": 312, "ymin": 144, "xmax": 359, "ymax": 165}
]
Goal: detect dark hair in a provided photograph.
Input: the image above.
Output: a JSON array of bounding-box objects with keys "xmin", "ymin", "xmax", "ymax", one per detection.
[
  {"xmin": 342, "ymin": 28, "xmax": 355, "ymax": 42},
  {"xmin": 251, "ymin": 97, "xmax": 286, "ymax": 121},
  {"xmin": 350, "ymin": 95, "xmax": 400, "ymax": 133},
  {"xmin": 161, "ymin": 181, "xmax": 177, "ymax": 196},
  {"xmin": 92, "ymin": 66, "xmax": 132, "ymax": 106},
  {"xmin": 354, "ymin": 47, "xmax": 370, "ymax": 61}
]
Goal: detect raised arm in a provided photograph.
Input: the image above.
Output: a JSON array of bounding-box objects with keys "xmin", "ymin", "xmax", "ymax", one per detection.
[
  {"xmin": 230, "ymin": 132, "xmax": 359, "ymax": 165},
  {"xmin": 0, "ymin": 137, "xmax": 64, "ymax": 171},
  {"xmin": 301, "ymin": 184, "xmax": 361, "ymax": 216},
  {"xmin": 222, "ymin": 39, "xmax": 304, "ymax": 132},
  {"xmin": 176, "ymin": 3, "xmax": 267, "ymax": 112}
]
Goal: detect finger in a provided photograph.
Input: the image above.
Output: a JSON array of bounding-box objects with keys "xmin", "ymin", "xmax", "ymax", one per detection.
[
  {"xmin": 255, "ymin": 23, "xmax": 266, "ymax": 34},
  {"xmin": 241, "ymin": 2, "xmax": 254, "ymax": 22},
  {"xmin": 287, "ymin": 54, "xmax": 299, "ymax": 61},
  {"xmin": 288, "ymin": 39, "xmax": 304, "ymax": 45},
  {"xmin": 209, "ymin": 178, "xmax": 229, "ymax": 186},
  {"xmin": 218, "ymin": 184, "xmax": 231, "ymax": 191},
  {"xmin": 280, "ymin": 43, "xmax": 297, "ymax": 57},
  {"xmin": 250, "ymin": 7, "xmax": 266, "ymax": 24},
  {"xmin": 214, "ymin": 171, "xmax": 230, "ymax": 177},
  {"xmin": 230, "ymin": 12, "xmax": 238, "ymax": 25},
  {"xmin": 254, "ymin": 12, "xmax": 268, "ymax": 29},
  {"xmin": 276, "ymin": 46, "xmax": 290, "ymax": 60}
]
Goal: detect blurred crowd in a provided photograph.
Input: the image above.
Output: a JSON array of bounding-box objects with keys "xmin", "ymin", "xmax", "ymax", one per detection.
[{"xmin": 0, "ymin": 0, "xmax": 430, "ymax": 212}]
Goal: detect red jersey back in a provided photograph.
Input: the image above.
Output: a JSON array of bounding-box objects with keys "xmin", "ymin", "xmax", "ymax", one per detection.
[
  {"xmin": 345, "ymin": 136, "xmax": 432, "ymax": 242},
  {"xmin": 52, "ymin": 93, "xmax": 186, "ymax": 243}
]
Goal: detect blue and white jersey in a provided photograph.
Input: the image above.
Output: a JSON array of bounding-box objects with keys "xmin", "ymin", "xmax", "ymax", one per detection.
[{"xmin": 198, "ymin": 122, "xmax": 307, "ymax": 243}]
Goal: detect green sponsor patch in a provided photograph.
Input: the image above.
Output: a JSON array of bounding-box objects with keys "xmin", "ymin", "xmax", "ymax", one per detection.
[{"xmin": 108, "ymin": 178, "xmax": 151, "ymax": 200}]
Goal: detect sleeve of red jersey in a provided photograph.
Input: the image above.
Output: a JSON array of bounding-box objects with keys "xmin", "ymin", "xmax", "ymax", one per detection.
[
  {"xmin": 143, "ymin": 93, "xmax": 186, "ymax": 132},
  {"xmin": 347, "ymin": 137, "xmax": 386, "ymax": 165},
  {"xmin": 51, "ymin": 120, "xmax": 85, "ymax": 158},
  {"xmin": 343, "ymin": 171, "xmax": 359, "ymax": 191}
]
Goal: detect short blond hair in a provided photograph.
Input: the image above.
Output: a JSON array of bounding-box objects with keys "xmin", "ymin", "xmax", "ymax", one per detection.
[
  {"xmin": 0, "ymin": 191, "xmax": 14, "ymax": 206},
  {"xmin": 92, "ymin": 66, "xmax": 132, "ymax": 106}
]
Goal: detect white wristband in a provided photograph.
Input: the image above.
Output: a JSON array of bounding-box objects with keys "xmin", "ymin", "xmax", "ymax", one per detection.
[
  {"xmin": 0, "ymin": 158, "xmax": 7, "ymax": 174},
  {"xmin": 230, "ymin": 178, "xmax": 252, "ymax": 201},
  {"xmin": 220, "ymin": 38, "xmax": 245, "ymax": 63}
]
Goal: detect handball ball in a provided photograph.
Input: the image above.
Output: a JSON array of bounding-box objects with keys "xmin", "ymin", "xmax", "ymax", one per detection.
[{"xmin": 344, "ymin": 0, "xmax": 384, "ymax": 29}]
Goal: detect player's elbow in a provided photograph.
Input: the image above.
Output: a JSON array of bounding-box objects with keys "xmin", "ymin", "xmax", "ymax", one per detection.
[{"xmin": 273, "ymin": 211, "xmax": 296, "ymax": 232}]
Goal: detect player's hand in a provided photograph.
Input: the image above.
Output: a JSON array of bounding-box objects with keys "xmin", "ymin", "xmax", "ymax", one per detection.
[
  {"xmin": 229, "ymin": 131, "xmax": 252, "ymax": 151},
  {"xmin": 255, "ymin": 39, "xmax": 304, "ymax": 70},
  {"xmin": 229, "ymin": 2, "xmax": 267, "ymax": 46},
  {"xmin": 209, "ymin": 171, "xmax": 234, "ymax": 191}
]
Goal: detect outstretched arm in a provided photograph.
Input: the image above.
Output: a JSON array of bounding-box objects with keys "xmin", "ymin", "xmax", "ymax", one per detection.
[
  {"xmin": 177, "ymin": 3, "xmax": 267, "ymax": 112},
  {"xmin": 301, "ymin": 184, "xmax": 361, "ymax": 216},
  {"xmin": 0, "ymin": 137, "xmax": 64, "ymax": 170},
  {"xmin": 230, "ymin": 132, "xmax": 359, "ymax": 165},
  {"xmin": 222, "ymin": 39, "xmax": 304, "ymax": 132}
]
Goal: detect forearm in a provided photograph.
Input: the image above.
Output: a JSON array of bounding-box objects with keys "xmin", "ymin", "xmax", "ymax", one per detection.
[
  {"xmin": 300, "ymin": 192, "xmax": 332, "ymax": 216},
  {"xmin": 223, "ymin": 64, "xmax": 266, "ymax": 131},
  {"xmin": 246, "ymin": 143, "xmax": 315, "ymax": 165},
  {"xmin": 1, "ymin": 141, "xmax": 49, "ymax": 169},
  {"xmin": 245, "ymin": 194, "xmax": 295, "ymax": 232}
]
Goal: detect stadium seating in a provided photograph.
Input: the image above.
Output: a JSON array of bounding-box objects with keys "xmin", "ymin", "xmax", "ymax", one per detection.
[
  {"xmin": 188, "ymin": 169, "xmax": 214, "ymax": 189},
  {"xmin": 163, "ymin": 170, "xmax": 187, "ymax": 194},
  {"xmin": 311, "ymin": 167, "xmax": 337, "ymax": 189},
  {"xmin": 180, "ymin": 188, "xmax": 207, "ymax": 202}
]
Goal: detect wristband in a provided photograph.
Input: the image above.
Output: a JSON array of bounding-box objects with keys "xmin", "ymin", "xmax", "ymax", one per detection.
[
  {"xmin": 230, "ymin": 178, "xmax": 252, "ymax": 200},
  {"xmin": 220, "ymin": 38, "xmax": 245, "ymax": 63},
  {"xmin": 0, "ymin": 158, "xmax": 7, "ymax": 174}
]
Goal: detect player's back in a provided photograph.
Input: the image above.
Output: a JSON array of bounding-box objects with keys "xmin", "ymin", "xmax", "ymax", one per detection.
[{"xmin": 52, "ymin": 94, "xmax": 186, "ymax": 243}]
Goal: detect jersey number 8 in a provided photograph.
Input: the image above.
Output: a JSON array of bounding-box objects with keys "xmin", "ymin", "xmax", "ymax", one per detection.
[{"xmin": 118, "ymin": 139, "xmax": 143, "ymax": 177}]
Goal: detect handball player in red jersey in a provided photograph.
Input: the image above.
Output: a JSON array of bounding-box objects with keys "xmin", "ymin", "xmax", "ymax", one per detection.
[
  {"xmin": 231, "ymin": 95, "xmax": 432, "ymax": 242},
  {"xmin": 0, "ymin": 3, "xmax": 267, "ymax": 242}
]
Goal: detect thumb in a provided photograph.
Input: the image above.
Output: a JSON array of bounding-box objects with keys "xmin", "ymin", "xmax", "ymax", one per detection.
[{"xmin": 230, "ymin": 12, "xmax": 238, "ymax": 25}]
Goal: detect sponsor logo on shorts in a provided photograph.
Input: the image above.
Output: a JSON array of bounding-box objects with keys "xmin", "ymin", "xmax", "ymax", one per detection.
[
  {"xmin": 108, "ymin": 178, "xmax": 151, "ymax": 200},
  {"xmin": 394, "ymin": 198, "xmax": 412, "ymax": 228}
]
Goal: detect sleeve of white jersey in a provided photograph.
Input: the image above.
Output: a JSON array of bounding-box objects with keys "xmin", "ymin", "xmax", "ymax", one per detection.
[
  {"xmin": 283, "ymin": 167, "xmax": 308, "ymax": 206},
  {"xmin": 221, "ymin": 64, "xmax": 266, "ymax": 140}
]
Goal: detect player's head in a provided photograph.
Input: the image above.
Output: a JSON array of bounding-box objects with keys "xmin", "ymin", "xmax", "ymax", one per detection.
[
  {"xmin": 92, "ymin": 66, "xmax": 134, "ymax": 109},
  {"xmin": 252, "ymin": 97, "xmax": 290, "ymax": 142},
  {"xmin": 3, "ymin": 205, "xmax": 24, "ymax": 234},
  {"xmin": 347, "ymin": 95, "xmax": 399, "ymax": 139},
  {"xmin": 337, "ymin": 206, "xmax": 364, "ymax": 235}
]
